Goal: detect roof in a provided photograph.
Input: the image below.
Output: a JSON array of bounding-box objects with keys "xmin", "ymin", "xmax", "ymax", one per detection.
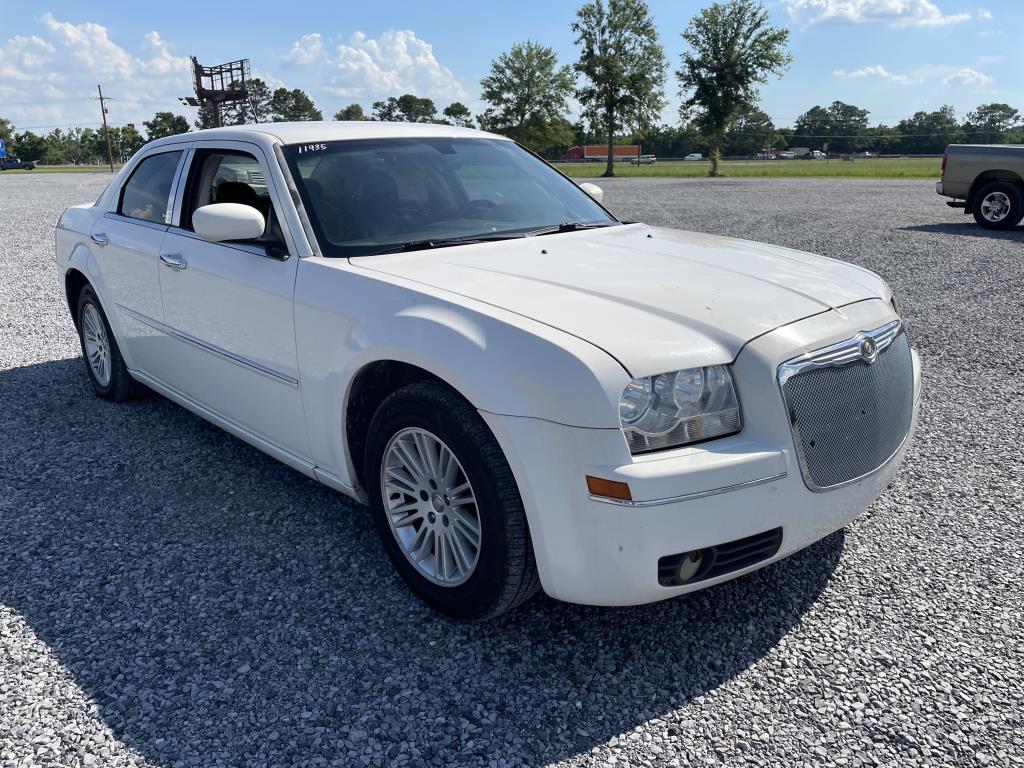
[{"xmin": 149, "ymin": 121, "xmax": 508, "ymax": 149}]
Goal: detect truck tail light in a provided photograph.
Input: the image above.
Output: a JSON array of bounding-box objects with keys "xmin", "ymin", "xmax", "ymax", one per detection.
[{"xmin": 940, "ymin": 153, "xmax": 947, "ymax": 177}]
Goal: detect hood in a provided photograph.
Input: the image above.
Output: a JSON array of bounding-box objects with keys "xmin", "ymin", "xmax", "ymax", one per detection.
[{"xmin": 354, "ymin": 224, "xmax": 890, "ymax": 376}]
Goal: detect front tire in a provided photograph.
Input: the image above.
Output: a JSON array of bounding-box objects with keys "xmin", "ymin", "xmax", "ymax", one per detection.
[
  {"xmin": 76, "ymin": 285, "xmax": 144, "ymax": 401},
  {"xmin": 365, "ymin": 381, "xmax": 540, "ymax": 620},
  {"xmin": 973, "ymin": 181, "xmax": 1024, "ymax": 230}
]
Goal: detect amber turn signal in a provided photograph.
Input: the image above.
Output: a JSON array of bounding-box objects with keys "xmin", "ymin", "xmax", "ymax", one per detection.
[{"xmin": 586, "ymin": 475, "xmax": 633, "ymax": 501}]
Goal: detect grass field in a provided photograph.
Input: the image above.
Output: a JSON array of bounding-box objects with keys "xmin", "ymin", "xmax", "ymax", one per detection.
[
  {"xmin": 1, "ymin": 165, "xmax": 121, "ymax": 174},
  {"xmin": 556, "ymin": 156, "xmax": 941, "ymax": 179}
]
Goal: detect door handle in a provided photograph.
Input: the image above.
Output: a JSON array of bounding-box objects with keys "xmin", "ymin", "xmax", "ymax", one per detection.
[
  {"xmin": 159, "ymin": 253, "xmax": 188, "ymax": 270},
  {"xmin": 90, "ymin": 232, "xmax": 109, "ymax": 246}
]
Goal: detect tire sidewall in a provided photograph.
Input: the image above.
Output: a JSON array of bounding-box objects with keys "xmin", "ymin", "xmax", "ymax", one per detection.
[
  {"xmin": 365, "ymin": 388, "xmax": 515, "ymax": 619},
  {"xmin": 973, "ymin": 181, "xmax": 1024, "ymax": 230}
]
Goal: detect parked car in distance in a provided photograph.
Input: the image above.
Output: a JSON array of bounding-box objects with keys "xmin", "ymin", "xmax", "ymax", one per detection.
[
  {"xmin": 808, "ymin": 150, "xmax": 826, "ymax": 160},
  {"xmin": 632, "ymin": 154, "xmax": 657, "ymax": 165},
  {"xmin": 936, "ymin": 144, "xmax": 1024, "ymax": 229},
  {"xmin": 778, "ymin": 151, "xmax": 796, "ymax": 159},
  {"xmin": 0, "ymin": 157, "xmax": 36, "ymax": 170},
  {"xmin": 55, "ymin": 122, "xmax": 922, "ymax": 619},
  {"xmin": 684, "ymin": 153, "xmax": 703, "ymax": 161}
]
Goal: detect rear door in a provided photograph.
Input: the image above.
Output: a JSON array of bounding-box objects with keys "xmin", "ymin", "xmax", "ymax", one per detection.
[
  {"xmin": 151, "ymin": 141, "xmax": 310, "ymax": 459},
  {"xmin": 91, "ymin": 145, "xmax": 187, "ymax": 375}
]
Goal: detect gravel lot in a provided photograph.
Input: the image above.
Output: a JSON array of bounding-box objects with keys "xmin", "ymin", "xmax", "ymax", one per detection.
[{"xmin": 1, "ymin": 173, "xmax": 1021, "ymax": 768}]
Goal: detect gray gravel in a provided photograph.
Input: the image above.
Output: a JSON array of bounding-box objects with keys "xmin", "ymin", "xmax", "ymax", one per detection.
[{"xmin": 1, "ymin": 173, "xmax": 1022, "ymax": 767}]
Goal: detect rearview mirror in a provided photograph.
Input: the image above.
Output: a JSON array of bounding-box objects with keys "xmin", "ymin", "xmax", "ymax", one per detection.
[
  {"xmin": 193, "ymin": 203, "xmax": 265, "ymax": 243},
  {"xmin": 579, "ymin": 182, "xmax": 604, "ymax": 204}
]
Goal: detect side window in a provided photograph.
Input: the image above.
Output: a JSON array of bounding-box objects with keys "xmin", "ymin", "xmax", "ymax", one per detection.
[
  {"xmin": 118, "ymin": 151, "xmax": 183, "ymax": 224},
  {"xmin": 183, "ymin": 149, "xmax": 273, "ymax": 233}
]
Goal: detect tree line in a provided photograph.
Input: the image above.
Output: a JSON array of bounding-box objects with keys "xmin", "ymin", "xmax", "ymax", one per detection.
[{"xmin": 2, "ymin": 0, "xmax": 1021, "ymax": 174}]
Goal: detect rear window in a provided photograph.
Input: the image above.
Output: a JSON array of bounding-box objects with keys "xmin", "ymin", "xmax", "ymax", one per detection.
[{"xmin": 118, "ymin": 151, "xmax": 182, "ymax": 224}]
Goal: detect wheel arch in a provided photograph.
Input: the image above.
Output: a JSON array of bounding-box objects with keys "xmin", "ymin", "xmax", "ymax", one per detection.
[
  {"xmin": 343, "ymin": 359, "xmax": 448, "ymax": 491},
  {"xmin": 967, "ymin": 170, "xmax": 1024, "ymax": 209},
  {"xmin": 64, "ymin": 267, "xmax": 91, "ymax": 329}
]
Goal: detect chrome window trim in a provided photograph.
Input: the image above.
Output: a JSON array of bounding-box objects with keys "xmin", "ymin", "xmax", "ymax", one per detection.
[
  {"xmin": 777, "ymin": 319, "xmax": 910, "ymax": 493},
  {"xmin": 589, "ymin": 472, "xmax": 787, "ymax": 507},
  {"xmin": 117, "ymin": 304, "xmax": 299, "ymax": 388},
  {"xmin": 102, "ymin": 212, "xmax": 169, "ymax": 233}
]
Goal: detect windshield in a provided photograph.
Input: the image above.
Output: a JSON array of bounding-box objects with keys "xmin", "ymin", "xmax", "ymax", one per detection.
[{"xmin": 281, "ymin": 138, "xmax": 618, "ymax": 257}]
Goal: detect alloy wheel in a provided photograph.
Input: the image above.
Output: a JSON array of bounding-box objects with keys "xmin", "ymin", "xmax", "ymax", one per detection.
[
  {"xmin": 981, "ymin": 191, "xmax": 1011, "ymax": 223},
  {"xmin": 82, "ymin": 303, "xmax": 112, "ymax": 387},
  {"xmin": 380, "ymin": 427, "xmax": 482, "ymax": 586}
]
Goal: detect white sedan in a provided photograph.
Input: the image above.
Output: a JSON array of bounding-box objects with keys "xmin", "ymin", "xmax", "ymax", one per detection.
[
  {"xmin": 684, "ymin": 153, "xmax": 703, "ymax": 161},
  {"xmin": 55, "ymin": 122, "xmax": 921, "ymax": 619}
]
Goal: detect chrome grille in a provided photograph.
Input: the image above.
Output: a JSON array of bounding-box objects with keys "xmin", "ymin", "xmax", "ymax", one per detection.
[{"xmin": 779, "ymin": 320, "xmax": 914, "ymax": 491}]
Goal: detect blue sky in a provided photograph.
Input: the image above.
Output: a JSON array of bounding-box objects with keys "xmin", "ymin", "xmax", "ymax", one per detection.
[{"xmin": 0, "ymin": 1, "xmax": 1018, "ymax": 133}]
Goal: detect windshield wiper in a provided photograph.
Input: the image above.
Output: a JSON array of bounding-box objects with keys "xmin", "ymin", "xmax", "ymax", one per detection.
[
  {"xmin": 525, "ymin": 221, "xmax": 617, "ymax": 237},
  {"xmin": 358, "ymin": 233, "xmax": 527, "ymax": 257}
]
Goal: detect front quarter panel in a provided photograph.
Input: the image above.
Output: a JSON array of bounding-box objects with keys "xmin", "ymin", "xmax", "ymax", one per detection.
[{"xmin": 294, "ymin": 258, "xmax": 630, "ymax": 486}]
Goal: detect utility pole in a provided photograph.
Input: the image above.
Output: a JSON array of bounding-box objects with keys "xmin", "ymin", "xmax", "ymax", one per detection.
[{"xmin": 97, "ymin": 85, "xmax": 115, "ymax": 172}]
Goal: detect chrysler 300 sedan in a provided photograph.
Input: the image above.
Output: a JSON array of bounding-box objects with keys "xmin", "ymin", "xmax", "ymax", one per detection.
[{"xmin": 55, "ymin": 122, "xmax": 921, "ymax": 619}]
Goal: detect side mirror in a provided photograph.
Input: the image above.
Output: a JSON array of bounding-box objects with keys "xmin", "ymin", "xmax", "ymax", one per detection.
[
  {"xmin": 579, "ymin": 182, "xmax": 604, "ymax": 204},
  {"xmin": 193, "ymin": 203, "xmax": 265, "ymax": 243}
]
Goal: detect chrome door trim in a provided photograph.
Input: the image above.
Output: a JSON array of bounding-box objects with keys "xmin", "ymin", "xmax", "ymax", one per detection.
[
  {"xmin": 588, "ymin": 472, "xmax": 787, "ymax": 507},
  {"xmin": 102, "ymin": 212, "xmax": 169, "ymax": 233},
  {"xmin": 116, "ymin": 304, "xmax": 299, "ymax": 388}
]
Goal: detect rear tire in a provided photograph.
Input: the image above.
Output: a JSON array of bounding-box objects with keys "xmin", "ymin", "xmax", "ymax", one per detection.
[
  {"xmin": 972, "ymin": 181, "xmax": 1024, "ymax": 230},
  {"xmin": 365, "ymin": 381, "xmax": 541, "ymax": 620},
  {"xmin": 76, "ymin": 285, "xmax": 145, "ymax": 402}
]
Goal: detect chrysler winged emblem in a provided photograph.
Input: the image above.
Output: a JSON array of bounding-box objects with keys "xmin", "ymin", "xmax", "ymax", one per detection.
[{"xmin": 859, "ymin": 337, "xmax": 879, "ymax": 364}]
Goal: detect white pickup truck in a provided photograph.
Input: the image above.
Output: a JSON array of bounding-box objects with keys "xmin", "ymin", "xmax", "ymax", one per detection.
[
  {"xmin": 55, "ymin": 121, "xmax": 921, "ymax": 618},
  {"xmin": 936, "ymin": 144, "xmax": 1024, "ymax": 229}
]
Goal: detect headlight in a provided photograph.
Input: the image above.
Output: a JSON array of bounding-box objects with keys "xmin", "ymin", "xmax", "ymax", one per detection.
[{"xmin": 618, "ymin": 365, "xmax": 741, "ymax": 453}]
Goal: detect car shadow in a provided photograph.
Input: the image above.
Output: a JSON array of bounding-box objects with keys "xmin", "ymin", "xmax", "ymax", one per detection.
[
  {"xmin": 0, "ymin": 357, "xmax": 844, "ymax": 767},
  {"xmin": 900, "ymin": 222, "xmax": 1024, "ymax": 239}
]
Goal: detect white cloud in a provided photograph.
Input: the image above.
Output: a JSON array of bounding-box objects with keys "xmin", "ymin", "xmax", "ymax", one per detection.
[
  {"xmin": 833, "ymin": 64, "xmax": 919, "ymax": 84},
  {"xmin": 978, "ymin": 8, "xmax": 992, "ymax": 20},
  {"xmin": 785, "ymin": 0, "xmax": 971, "ymax": 27},
  {"xmin": 285, "ymin": 33, "xmax": 323, "ymax": 66},
  {"xmin": 283, "ymin": 29, "xmax": 470, "ymax": 109},
  {"xmin": 943, "ymin": 67, "xmax": 994, "ymax": 87},
  {"xmin": 0, "ymin": 14, "xmax": 190, "ymax": 131}
]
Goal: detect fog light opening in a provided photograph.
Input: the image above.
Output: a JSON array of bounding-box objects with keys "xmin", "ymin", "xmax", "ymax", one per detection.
[{"xmin": 677, "ymin": 550, "xmax": 705, "ymax": 582}]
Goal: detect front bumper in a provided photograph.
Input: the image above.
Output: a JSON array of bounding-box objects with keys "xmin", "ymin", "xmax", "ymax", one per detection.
[{"xmin": 483, "ymin": 300, "xmax": 922, "ymax": 606}]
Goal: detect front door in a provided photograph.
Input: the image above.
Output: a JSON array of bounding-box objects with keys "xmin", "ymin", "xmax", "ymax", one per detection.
[
  {"xmin": 152, "ymin": 142, "xmax": 310, "ymax": 459},
  {"xmin": 92, "ymin": 147, "xmax": 185, "ymax": 376}
]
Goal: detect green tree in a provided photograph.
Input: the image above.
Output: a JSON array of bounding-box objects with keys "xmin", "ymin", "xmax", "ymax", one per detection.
[
  {"xmin": 442, "ymin": 102, "xmax": 473, "ymax": 128},
  {"xmin": 896, "ymin": 106, "xmax": 964, "ymax": 154},
  {"xmin": 793, "ymin": 101, "xmax": 870, "ymax": 153},
  {"xmin": 144, "ymin": 112, "xmax": 191, "ymax": 141},
  {"xmin": 572, "ymin": 0, "xmax": 666, "ymax": 177},
  {"xmin": 723, "ymin": 107, "xmax": 778, "ymax": 155},
  {"xmin": 371, "ymin": 94, "xmax": 437, "ymax": 122},
  {"xmin": 12, "ymin": 131, "xmax": 47, "ymax": 162},
  {"xmin": 269, "ymin": 88, "xmax": 322, "ymax": 121},
  {"xmin": 0, "ymin": 117, "xmax": 13, "ymax": 147},
  {"xmin": 372, "ymin": 97, "xmax": 403, "ymax": 121},
  {"xmin": 964, "ymin": 103, "xmax": 1021, "ymax": 144},
  {"xmin": 334, "ymin": 103, "xmax": 367, "ymax": 121},
  {"xmin": 479, "ymin": 41, "xmax": 574, "ymax": 150},
  {"xmin": 397, "ymin": 94, "xmax": 437, "ymax": 122},
  {"xmin": 677, "ymin": 0, "xmax": 791, "ymax": 175},
  {"xmin": 112, "ymin": 124, "xmax": 145, "ymax": 162}
]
